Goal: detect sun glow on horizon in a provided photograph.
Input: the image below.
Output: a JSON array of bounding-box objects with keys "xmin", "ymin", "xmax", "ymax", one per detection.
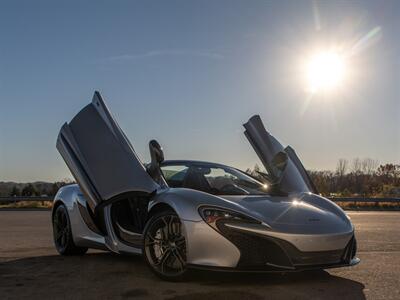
[{"xmin": 306, "ymin": 51, "xmax": 347, "ymax": 93}]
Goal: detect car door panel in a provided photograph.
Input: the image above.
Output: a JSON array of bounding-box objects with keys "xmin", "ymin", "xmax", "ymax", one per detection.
[
  {"xmin": 243, "ymin": 115, "xmax": 310, "ymax": 193},
  {"xmin": 56, "ymin": 91, "xmax": 159, "ymax": 212}
]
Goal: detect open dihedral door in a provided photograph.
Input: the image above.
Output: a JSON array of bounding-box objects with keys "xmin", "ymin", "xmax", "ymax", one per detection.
[
  {"xmin": 243, "ymin": 115, "xmax": 317, "ymax": 194},
  {"xmin": 56, "ymin": 91, "xmax": 159, "ymax": 214}
]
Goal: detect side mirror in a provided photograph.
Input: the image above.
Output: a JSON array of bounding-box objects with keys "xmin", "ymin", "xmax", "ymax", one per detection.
[
  {"xmin": 271, "ymin": 151, "xmax": 288, "ymax": 181},
  {"xmin": 149, "ymin": 140, "xmax": 164, "ymax": 164}
]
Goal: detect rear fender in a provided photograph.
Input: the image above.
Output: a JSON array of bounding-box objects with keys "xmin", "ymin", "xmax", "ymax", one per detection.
[{"xmin": 53, "ymin": 184, "xmax": 106, "ymax": 249}]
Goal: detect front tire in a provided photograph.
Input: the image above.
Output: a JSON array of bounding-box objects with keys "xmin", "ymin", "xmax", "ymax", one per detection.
[
  {"xmin": 143, "ymin": 210, "xmax": 188, "ymax": 281},
  {"xmin": 52, "ymin": 204, "xmax": 88, "ymax": 255}
]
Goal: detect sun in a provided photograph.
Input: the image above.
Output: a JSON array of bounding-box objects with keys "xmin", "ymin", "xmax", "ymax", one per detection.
[{"xmin": 306, "ymin": 52, "xmax": 346, "ymax": 93}]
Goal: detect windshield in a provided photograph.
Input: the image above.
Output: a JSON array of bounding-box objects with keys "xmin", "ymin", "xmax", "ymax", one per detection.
[{"xmin": 161, "ymin": 163, "xmax": 269, "ymax": 195}]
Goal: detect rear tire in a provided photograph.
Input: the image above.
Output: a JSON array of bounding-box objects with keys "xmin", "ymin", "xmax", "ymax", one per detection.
[
  {"xmin": 52, "ymin": 204, "xmax": 88, "ymax": 255},
  {"xmin": 142, "ymin": 210, "xmax": 189, "ymax": 281}
]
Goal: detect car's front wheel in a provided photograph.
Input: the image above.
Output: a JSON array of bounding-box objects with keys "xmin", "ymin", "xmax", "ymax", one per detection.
[
  {"xmin": 143, "ymin": 210, "xmax": 188, "ymax": 281},
  {"xmin": 52, "ymin": 204, "xmax": 88, "ymax": 255}
]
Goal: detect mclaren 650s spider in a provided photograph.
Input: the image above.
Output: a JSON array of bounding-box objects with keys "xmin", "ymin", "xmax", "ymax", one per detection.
[{"xmin": 52, "ymin": 91, "xmax": 359, "ymax": 280}]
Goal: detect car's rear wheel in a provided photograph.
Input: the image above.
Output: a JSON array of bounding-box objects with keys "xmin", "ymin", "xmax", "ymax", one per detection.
[
  {"xmin": 52, "ymin": 204, "xmax": 88, "ymax": 255},
  {"xmin": 143, "ymin": 211, "xmax": 188, "ymax": 281}
]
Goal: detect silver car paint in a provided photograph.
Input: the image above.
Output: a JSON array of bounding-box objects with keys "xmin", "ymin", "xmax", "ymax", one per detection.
[
  {"xmin": 54, "ymin": 183, "xmax": 354, "ymax": 266},
  {"xmin": 53, "ymin": 92, "xmax": 358, "ymax": 269},
  {"xmin": 56, "ymin": 91, "xmax": 158, "ymax": 211},
  {"xmin": 53, "ymin": 184, "xmax": 243, "ymax": 263},
  {"xmin": 151, "ymin": 189, "xmax": 354, "ymax": 254},
  {"xmin": 182, "ymin": 219, "xmax": 241, "ymax": 267},
  {"xmin": 54, "ymin": 185, "xmax": 106, "ymax": 250},
  {"xmin": 220, "ymin": 194, "xmax": 352, "ymax": 234}
]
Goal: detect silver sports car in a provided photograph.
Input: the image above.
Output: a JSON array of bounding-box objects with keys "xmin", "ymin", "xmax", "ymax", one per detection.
[{"xmin": 53, "ymin": 91, "xmax": 359, "ymax": 280}]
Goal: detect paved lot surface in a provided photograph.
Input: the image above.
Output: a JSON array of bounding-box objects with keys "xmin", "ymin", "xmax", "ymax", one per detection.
[{"xmin": 0, "ymin": 210, "xmax": 399, "ymax": 300}]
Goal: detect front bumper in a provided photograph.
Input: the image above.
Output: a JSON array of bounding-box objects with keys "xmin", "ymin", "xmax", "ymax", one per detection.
[
  {"xmin": 183, "ymin": 219, "xmax": 359, "ymax": 271},
  {"xmin": 217, "ymin": 221, "xmax": 359, "ymax": 271}
]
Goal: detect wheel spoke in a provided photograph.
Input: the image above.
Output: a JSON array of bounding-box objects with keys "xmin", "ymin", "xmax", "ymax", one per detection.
[
  {"xmin": 155, "ymin": 248, "xmax": 171, "ymax": 267},
  {"xmin": 167, "ymin": 216, "xmax": 175, "ymax": 237},
  {"xmin": 172, "ymin": 249, "xmax": 185, "ymax": 271},
  {"xmin": 160, "ymin": 217, "xmax": 169, "ymax": 239},
  {"xmin": 175, "ymin": 236, "xmax": 185, "ymax": 245},
  {"xmin": 147, "ymin": 239, "xmax": 164, "ymax": 247},
  {"xmin": 147, "ymin": 232, "xmax": 162, "ymax": 243},
  {"xmin": 162, "ymin": 251, "xmax": 174, "ymax": 273}
]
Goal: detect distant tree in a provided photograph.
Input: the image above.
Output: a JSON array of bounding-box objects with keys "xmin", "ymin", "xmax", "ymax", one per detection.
[
  {"xmin": 245, "ymin": 164, "xmax": 267, "ymax": 181},
  {"xmin": 50, "ymin": 178, "xmax": 75, "ymax": 196},
  {"xmin": 247, "ymin": 158, "xmax": 398, "ymax": 197},
  {"xmin": 9, "ymin": 185, "xmax": 20, "ymax": 196},
  {"xmin": 361, "ymin": 158, "xmax": 379, "ymax": 175},
  {"xmin": 335, "ymin": 159, "xmax": 348, "ymax": 192},
  {"xmin": 21, "ymin": 183, "xmax": 38, "ymax": 196},
  {"xmin": 50, "ymin": 183, "xmax": 59, "ymax": 196},
  {"xmin": 40, "ymin": 187, "xmax": 49, "ymax": 196},
  {"xmin": 336, "ymin": 159, "xmax": 348, "ymax": 177},
  {"xmin": 377, "ymin": 164, "xmax": 399, "ymax": 179},
  {"xmin": 351, "ymin": 158, "xmax": 362, "ymax": 175}
]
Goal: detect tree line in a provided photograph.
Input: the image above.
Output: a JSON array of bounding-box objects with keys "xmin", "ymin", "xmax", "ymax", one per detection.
[
  {"xmin": 6, "ymin": 158, "xmax": 400, "ymax": 198},
  {"xmin": 7, "ymin": 180, "xmax": 73, "ymax": 197},
  {"xmin": 246, "ymin": 158, "xmax": 400, "ymax": 197}
]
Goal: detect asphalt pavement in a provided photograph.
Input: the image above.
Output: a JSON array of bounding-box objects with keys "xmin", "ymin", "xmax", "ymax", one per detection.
[{"xmin": 0, "ymin": 210, "xmax": 399, "ymax": 300}]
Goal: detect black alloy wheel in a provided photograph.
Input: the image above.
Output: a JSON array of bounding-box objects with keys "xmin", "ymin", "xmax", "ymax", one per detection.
[
  {"xmin": 143, "ymin": 211, "xmax": 188, "ymax": 280},
  {"xmin": 52, "ymin": 204, "xmax": 88, "ymax": 255}
]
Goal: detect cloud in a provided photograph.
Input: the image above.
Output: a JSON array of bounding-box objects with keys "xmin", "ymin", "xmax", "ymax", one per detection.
[{"xmin": 106, "ymin": 49, "xmax": 224, "ymax": 62}]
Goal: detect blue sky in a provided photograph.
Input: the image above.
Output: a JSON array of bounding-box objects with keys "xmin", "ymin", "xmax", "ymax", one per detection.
[{"xmin": 0, "ymin": 0, "xmax": 399, "ymax": 182}]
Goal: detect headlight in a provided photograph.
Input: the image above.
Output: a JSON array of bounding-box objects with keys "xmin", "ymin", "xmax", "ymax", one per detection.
[{"xmin": 198, "ymin": 206, "xmax": 260, "ymax": 231}]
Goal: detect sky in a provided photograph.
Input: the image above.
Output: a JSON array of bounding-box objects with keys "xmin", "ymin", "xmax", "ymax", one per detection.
[{"xmin": 0, "ymin": 0, "xmax": 399, "ymax": 182}]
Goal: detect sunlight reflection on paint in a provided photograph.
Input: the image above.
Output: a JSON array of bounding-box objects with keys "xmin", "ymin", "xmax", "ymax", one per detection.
[{"xmin": 292, "ymin": 199, "xmax": 301, "ymax": 206}]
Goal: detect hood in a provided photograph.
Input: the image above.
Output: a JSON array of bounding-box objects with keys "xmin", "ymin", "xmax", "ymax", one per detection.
[{"xmin": 221, "ymin": 193, "xmax": 352, "ymax": 235}]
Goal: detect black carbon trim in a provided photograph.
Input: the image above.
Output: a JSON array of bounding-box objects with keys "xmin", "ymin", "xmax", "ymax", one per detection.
[
  {"xmin": 342, "ymin": 235, "xmax": 357, "ymax": 264},
  {"xmin": 216, "ymin": 221, "xmax": 356, "ymax": 271},
  {"xmin": 77, "ymin": 201, "xmax": 103, "ymax": 235},
  {"xmin": 216, "ymin": 221, "xmax": 293, "ymax": 270},
  {"xmin": 277, "ymin": 239, "xmax": 343, "ymax": 266}
]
